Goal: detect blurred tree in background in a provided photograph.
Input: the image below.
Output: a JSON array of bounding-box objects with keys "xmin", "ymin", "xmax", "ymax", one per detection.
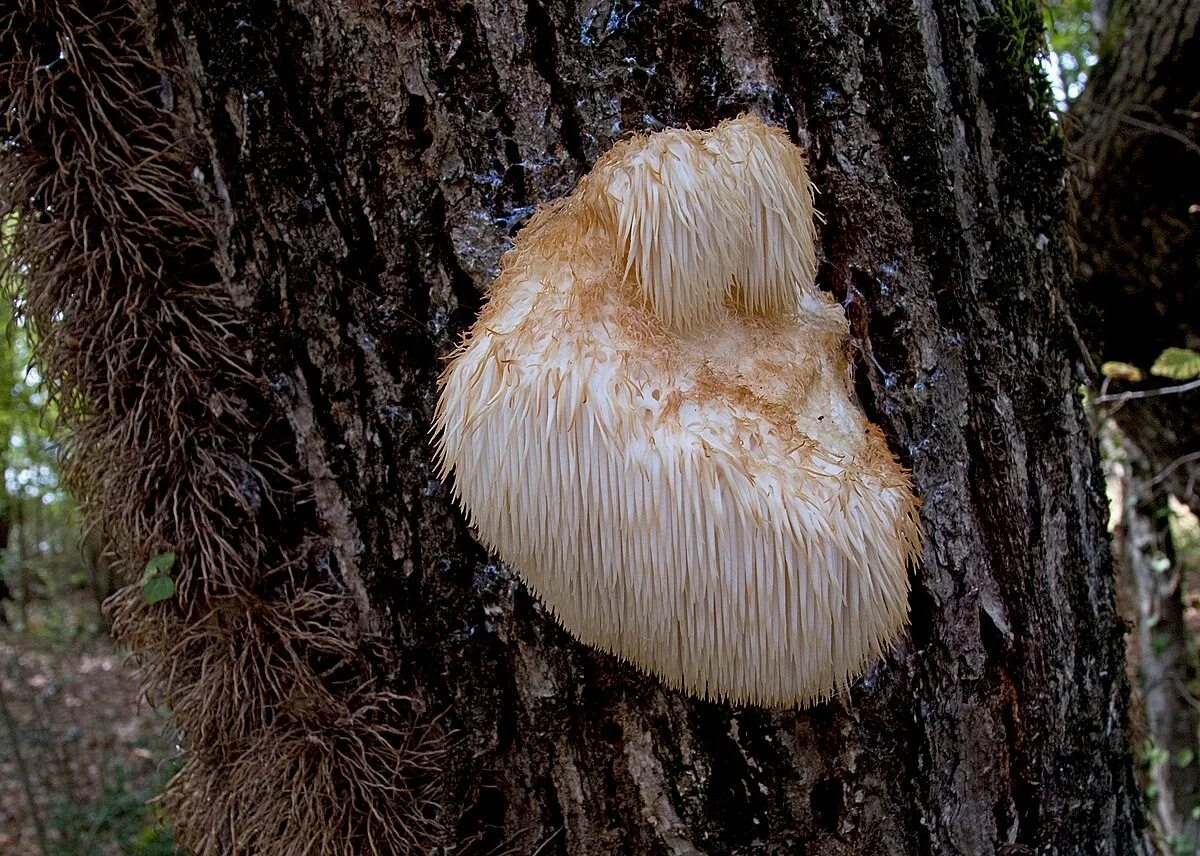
[
  {"xmin": 0, "ymin": 231, "xmax": 179, "ymax": 855},
  {"xmin": 1048, "ymin": 0, "xmax": 1200, "ymax": 849},
  {"xmin": 0, "ymin": 218, "xmax": 104, "ymax": 636},
  {"xmin": 0, "ymin": 301, "xmax": 100, "ymax": 636}
]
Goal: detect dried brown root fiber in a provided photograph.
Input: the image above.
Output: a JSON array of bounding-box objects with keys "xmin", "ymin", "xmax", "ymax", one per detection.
[
  {"xmin": 0, "ymin": 0, "xmax": 442, "ymax": 852},
  {"xmin": 435, "ymin": 116, "xmax": 924, "ymax": 707}
]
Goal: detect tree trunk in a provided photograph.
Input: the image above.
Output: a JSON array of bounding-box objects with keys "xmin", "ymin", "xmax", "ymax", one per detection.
[
  {"xmin": 1068, "ymin": 0, "xmax": 1200, "ymax": 848},
  {"xmin": 1112, "ymin": 431, "xmax": 1200, "ymax": 850},
  {"xmin": 3, "ymin": 0, "xmax": 1151, "ymax": 852},
  {"xmin": 1069, "ymin": 0, "xmax": 1200, "ymax": 507}
]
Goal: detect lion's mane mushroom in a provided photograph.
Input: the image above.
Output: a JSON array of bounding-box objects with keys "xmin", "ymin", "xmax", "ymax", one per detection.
[{"xmin": 433, "ymin": 114, "xmax": 923, "ymax": 707}]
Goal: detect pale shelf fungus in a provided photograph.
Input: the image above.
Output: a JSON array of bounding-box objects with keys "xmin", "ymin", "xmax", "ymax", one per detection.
[{"xmin": 433, "ymin": 114, "xmax": 923, "ymax": 707}]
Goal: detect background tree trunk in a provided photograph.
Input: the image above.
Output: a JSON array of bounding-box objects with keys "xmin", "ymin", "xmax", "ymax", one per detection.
[
  {"xmin": 1068, "ymin": 0, "xmax": 1200, "ymax": 847},
  {"xmin": 1069, "ymin": 0, "xmax": 1200, "ymax": 507},
  {"xmin": 8, "ymin": 0, "xmax": 1152, "ymax": 852},
  {"xmin": 1111, "ymin": 432, "xmax": 1200, "ymax": 850}
]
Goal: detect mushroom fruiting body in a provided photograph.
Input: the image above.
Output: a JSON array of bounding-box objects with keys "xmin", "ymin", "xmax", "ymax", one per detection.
[{"xmin": 433, "ymin": 115, "xmax": 922, "ymax": 707}]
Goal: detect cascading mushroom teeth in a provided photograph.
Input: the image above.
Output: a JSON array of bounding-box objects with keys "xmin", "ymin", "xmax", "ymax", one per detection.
[{"xmin": 433, "ymin": 114, "xmax": 923, "ymax": 707}]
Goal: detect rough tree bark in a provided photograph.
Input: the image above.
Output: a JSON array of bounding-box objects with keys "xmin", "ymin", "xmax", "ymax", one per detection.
[{"xmin": 14, "ymin": 0, "xmax": 1153, "ymax": 852}]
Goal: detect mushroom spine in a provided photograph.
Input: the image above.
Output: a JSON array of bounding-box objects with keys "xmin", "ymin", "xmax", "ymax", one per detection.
[{"xmin": 433, "ymin": 114, "xmax": 923, "ymax": 707}]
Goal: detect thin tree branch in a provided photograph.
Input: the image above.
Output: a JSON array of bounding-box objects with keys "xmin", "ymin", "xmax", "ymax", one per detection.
[
  {"xmin": 1118, "ymin": 112, "xmax": 1200, "ymax": 158},
  {"xmin": 1150, "ymin": 451, "xmax": 1200, "ymax": 489},
  {"xmin": 1092, "ymin": 378, "xmax": 1200, "ymax": 405}
]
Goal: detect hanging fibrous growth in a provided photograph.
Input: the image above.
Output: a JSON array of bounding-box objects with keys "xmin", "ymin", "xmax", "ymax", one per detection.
[
  {"xmin": 434, "ymin": 115, "xmax": 923, "ymax": 707},
  {"xmin": 0, "ymin": 1, "xmax": 443, "ymax": 851}
]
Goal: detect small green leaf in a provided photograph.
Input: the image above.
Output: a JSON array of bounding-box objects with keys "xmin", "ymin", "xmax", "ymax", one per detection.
[
  {"xmin": 1151, "ymin": 348, "xmax": 1200, "ymax": 381},
  {"xmin": 1177, "ymin": 748, "xmax": 1195, "ymax": 768},
  {"xmin": 1100, "ymin": 361, "xmax": 1143, "ymax": 383},
  {"xmin": 1152, "ymin": 632, "xmax": 1171, "ymax": 657},
  {"xmin": 141, "ymin": 551, "xmax": 176, "ymax": 583},
  {"xmin": 142, "ymin": 574, "xmax": 176, "ymax": 604}
]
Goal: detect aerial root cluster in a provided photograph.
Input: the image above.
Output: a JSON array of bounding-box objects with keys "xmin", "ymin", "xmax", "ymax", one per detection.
[{"xmin": 0, "ymin": 0, "xmax": 443, "ymax": 851}]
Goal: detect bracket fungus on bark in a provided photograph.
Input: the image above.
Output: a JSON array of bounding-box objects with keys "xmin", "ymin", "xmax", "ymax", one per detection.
[{"xmin": 433, "ymin": 115, "xmax": 923, "ymax": 707}]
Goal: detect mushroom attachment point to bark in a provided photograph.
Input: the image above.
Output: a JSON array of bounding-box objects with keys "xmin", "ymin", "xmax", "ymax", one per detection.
[{"xmin": 433, "ymin": 114, "xmax": 923, "ymax": 707}]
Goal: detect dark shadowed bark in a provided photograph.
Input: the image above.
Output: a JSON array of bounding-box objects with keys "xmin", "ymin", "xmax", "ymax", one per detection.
[
  {"xmin": 1070, "ymin": 0, "xmax": 1200, "ymax": 507},
  {"xmin": 1068, "ymin": 0, "xmax": 1200, "ymax": 847},
  {"xmin": 4, "ymin": 0, "xmax": 1152, "ymax": 852}
]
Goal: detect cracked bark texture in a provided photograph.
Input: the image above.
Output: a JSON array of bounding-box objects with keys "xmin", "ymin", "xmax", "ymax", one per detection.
[{"xmin": 134, "ymin": 0, "xmax": 1147, "ymax": 852}]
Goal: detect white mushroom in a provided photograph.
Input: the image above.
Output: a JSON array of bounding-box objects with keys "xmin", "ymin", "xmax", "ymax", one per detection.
[{"xmin": 433, "ymin": 114, "xmax": 923, "ymax": 707}]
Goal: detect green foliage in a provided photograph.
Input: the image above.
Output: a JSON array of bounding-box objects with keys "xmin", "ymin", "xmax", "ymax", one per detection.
[
  {"xmin": 49, "ymin": 751, "xmax": 182, "ymax": 855},
  {"xmin": 987, "ymin": 0, "xmax": 1046, "ymax": 63},
  {"xmin": 141, "ymin": 576, "xmax": 175, "ymax": 605},
  {"xmin": 981, "ymin": 0, "xmax": 1054, "ymax": 97},
  {"xmin": 1152, "ymin": 631, "xmax": 1171, "ymax": 656},
  {"xmin": 1, "ymin": 219, "xmax": 62, "ymax": 508},
  {"xmin": 1092, "ymin": 346, "xmax": 1200, "ymax": 398},
  {"xmin": 1041, "ymin": 0, "xmax": 1099, "ymax": 103},
  {"xmin": 1100, "ymin": 361, "xmax": 1143, "ymax": 382},
  {"xmin": 1151, "ymin": 348, "xmax": 1200, "ymax": 381},
  {"xmin": 1142, "ymin": 740, "xmax": 1171, "ymax": 769},
  {"xmin": 1, "ymin": 214, "xmax": 90, "ymax": 631},
  {"xmin": 142, "ymin": 553, "xmax": 176, "ymax": 577},
  {"xmin": 977, "ymin": 0, "xmax": 1063, "ymax": 159},
  {"xmin": 140, "ymin": 553, "xmax": 176, "ymax": 605}
]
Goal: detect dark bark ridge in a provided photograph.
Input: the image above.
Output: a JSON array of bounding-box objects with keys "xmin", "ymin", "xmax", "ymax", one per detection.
[{"xmin": 14, "ymin": 0, "xmax": 1149, "ymax": 852}]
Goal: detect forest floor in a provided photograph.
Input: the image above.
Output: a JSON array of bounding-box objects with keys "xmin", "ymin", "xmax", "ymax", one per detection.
[{"xmin": 0, "ymin": 601, "xmax": 180, "ymax": 855}]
